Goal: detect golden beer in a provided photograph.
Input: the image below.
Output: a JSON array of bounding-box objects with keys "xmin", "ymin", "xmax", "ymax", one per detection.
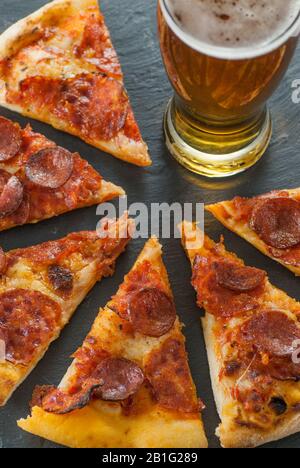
[{"xmin": 158, "ymin": 0, "xmax": 300, "ymax": 177}]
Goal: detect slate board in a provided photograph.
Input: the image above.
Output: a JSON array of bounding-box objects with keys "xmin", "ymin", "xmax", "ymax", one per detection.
[{"xmin": 0, "ymin": 0, "xmax": 300, "ymax": 449}]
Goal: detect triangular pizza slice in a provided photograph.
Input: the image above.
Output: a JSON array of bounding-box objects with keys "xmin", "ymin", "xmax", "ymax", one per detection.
[
  {"xmin": 18, "ymin": 237, "xmax": 208, "ymax": 448},
  {"xmin": 180, "ymin": 221, "xmax": 300, "ymax": 448},
  {"xmin": 207, "ymin": 188, "xmax": 300, "ymax": 276},
  {"xmin": 0, "ymin": 0, "xmax": 151, "ymax": 166},
  {"xmin": 0, "ymin": 116, "xmax": 124, "ymax": 231},
  {"xmin": 0, "ymin": 214, "xmax": 133, "ymax": 406}
]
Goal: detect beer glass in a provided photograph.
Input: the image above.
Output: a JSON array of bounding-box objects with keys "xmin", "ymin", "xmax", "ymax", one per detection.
[{"xmin": 158, "ymin": 0, "xmax": 300, "ymax": 177}]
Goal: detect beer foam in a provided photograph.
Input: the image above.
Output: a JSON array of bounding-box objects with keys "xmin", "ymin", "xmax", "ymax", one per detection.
[{"xmin": 165, "ymin": 0, "xmax": 300, "ymax": 50}]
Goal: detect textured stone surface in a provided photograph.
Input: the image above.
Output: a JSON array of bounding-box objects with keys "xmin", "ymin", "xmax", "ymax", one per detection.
[{"xmin": 0, "ymin": 0, "xmax": 300, "ymax": 448}]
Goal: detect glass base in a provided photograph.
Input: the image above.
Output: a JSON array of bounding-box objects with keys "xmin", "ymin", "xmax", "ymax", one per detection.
[{"xmin": 164, "ymin": 99, "xmax": 272, "ymax": 178}]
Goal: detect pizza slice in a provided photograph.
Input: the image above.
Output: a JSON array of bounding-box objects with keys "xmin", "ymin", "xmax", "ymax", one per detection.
[
  {"xmin": 206, "ymin": 188, "xmax": 300, "ymax": 276},
  {"xmin": 0, "ymin": 0, "xmax": 151, "ymax": 167},
  {"xmin": 0, "ymin": 116, "xmax": 124, "ymax": 231},
  {"xmin": 0, "ymin": 214, "xmax": 133, "ymax": 406},
  {"xmin": 18, "ymin": 237, "xmax": 208, "ymax": 448},
  {"xmin": 180, "ymin": 221, "xmax": 300, "ymax": 448}
]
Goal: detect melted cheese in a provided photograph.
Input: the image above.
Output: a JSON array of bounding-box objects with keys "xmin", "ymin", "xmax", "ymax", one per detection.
[{"xmin": 18, "ymin": 404, "xmax": 206, "ymax": 449}]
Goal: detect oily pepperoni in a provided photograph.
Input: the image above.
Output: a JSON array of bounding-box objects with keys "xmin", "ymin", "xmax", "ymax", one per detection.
[
  {"xmin": 92, "ymin": 358, "xmax": 144, "ymax": 401},
  {"xmin": 240, "ymin": 310, "xmax": 300, "ymax": 357},
  {"xmin": 0, "ymin": 174, "xmax": 24, "ymax": 217},
  {"xmin": 250, "ymin": 198, "xmax": 300, "ymax": 249},
  {"xmin": 0, "ymin": 289, "xmax": 62, "ymax": 365},
  {"xmin": 0, "ymin": 117, "xmax": 22, "ymax": 161},
  {"xmin": 128, "ymin": 288, "xmax": 176, "ymax": 338},
  {"xmin": 37, "ymin": 358, "xmax": 144, "ymax": 414},
  {"xmin": 25, "ymin": 147, "xmax": 74, "ymax": 189},
  {"xmin": 47, "ymin": 265, "xmax": 73, "ymax": 295},
  {"xmin": 213, "ymin": 260, "xmax": 266, "ymax": 292}
]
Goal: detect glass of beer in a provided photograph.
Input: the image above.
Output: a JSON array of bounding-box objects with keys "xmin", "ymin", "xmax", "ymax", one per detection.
[{"xmin": 158, "ymin": 0, "xmax": 300, "ymax": 177}]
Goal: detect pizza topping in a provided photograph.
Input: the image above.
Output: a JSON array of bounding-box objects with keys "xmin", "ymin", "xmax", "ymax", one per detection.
[
  {"xmin": 56, "ymin": 74, "xmax": 129, "ymax": 141},
  {"xmin": 239, "ymin": 310, "xmax": 300, "ymax": 357},
  {"xmin": 109, "ymin": 260, "xmax": 167, "ymax": 319},
  {"xmin": 233, "ymin": 310, "xmax": 300, "ymax": 381},
  {"xmin": 145, "ymin": 337, "xmax": 201, "ymax": 413},
  {"xmin": 224, "ymin": 360, "xmax": 241, "ymax": 377},
  {"xmin": 250, "ymin": 198, "xmax": 300, "ymax": 249},
  {"xmin": 47, "ymin": 265, "xmax": 74, "ymax": 295},
  {"xmin": 232, "ymin": 191, "xmax": 290, "ymax": 222},
  {"xmin": 30, "ymin": 385, "xmax": 56, "ymax": 410},
  {"xmin": 266, "ymin": 357, "xmax": 300, "ymax": 382},
  {"xmin": 213, "ymin": 260, "xmax": 266, "ymax": 292},
  {"xmin": 269, "ymin": 397, "xmax": 287, "ymax": 416},
  {"xmin": 31, "ymin": 385, "xmax": 93, "ymax": 415},
  {"xmin": 0, "ymin": 289, "xmax": 62, "ymax": 365},
  {"xmin": 0, "ymin": 117, "xmax": 22, "ymax": 161},
  {"xmin": 0, "ymin": 174, "xmax": 24, "ymax": 217},
  {"xmin": 35, "ymin": 357, "xmax": 144, "ymax": 414},
  {"xmin": 192, "ymin": 254, "xmax": 263, "ymax": 320},
  {"xmin": 92, "ymin": 358, "xmax": 144, "ymax": 401},
  {"xmin": 25, "ymin": 147, "xmax": 74, "ymax": 189},
  {"xmin": 268, "ymin": 246, "xmax": 300, "ymax": 264},
  {"xmin": 74, "ymin": 13, "xmax": 121, "ymax": 78},
  {"xmin": 0, "ymin": 248, "xmax": 7, "ymax": 275},
  {"xmin": 128, "ymin": 288, "xmax": 176, "ymax": 337},
  {"xmin": 4, "ymin": 193, "xmax": 30, "ymax": 227}
]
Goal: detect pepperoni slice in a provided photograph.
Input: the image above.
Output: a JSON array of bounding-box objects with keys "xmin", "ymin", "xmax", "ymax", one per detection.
[
  {"xmin": 25, "ymin": 147, "xmax": 74, "ymax": 189},
  {"xmin": 30, "ymin": 385, "xmax": 56, "ymax": 410},
  {"xmin": 213, "ymin": 261, "xmax": 266, "ymax": 292},
  {"xmin": 0, "ymin": 247, "xmax": 6, "ymax": 275},
  {"xmin": 250, "ymin": 198, "xmax": 300, "ymax": 249},
  {"xmin": 0, "ymin": 289, "xmax": 62, "ymax": 365},
  {"xmin": 36, "ymin": 358, "xmax": 144, "ymax": 414},
  {"xmin": 92, "ymin": 358, "xmax": 144, "ymax": 401},
  {"xmin": 32, "ymin": 385, "xmax": 92, "ymax": 415},
  {"xmin": 0, "ymin": 175, "xmax": 24, "ymax": 217},
  {"xmin": 240, "ymin": 310, "xmax": 300, "ymax": 357},
  {"xmin": 48, "ymin": 265, "xmax": 73, "ymax": 295},
  {"xmin": 6, "ymin": 193, "xmax": 30, "ymax": 225},
  {"xmin": 128, "ymin": 288, "xmax": 176, "ymax": 337},
  {"xmin": 0, "ymin": 117, "xmax": 22, "ymax": 161}
]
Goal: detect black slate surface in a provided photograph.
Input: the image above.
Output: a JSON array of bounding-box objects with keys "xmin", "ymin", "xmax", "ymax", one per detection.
[{"xmin": 0, "ymin": 0, "xmax": 300, "ymax": 449}]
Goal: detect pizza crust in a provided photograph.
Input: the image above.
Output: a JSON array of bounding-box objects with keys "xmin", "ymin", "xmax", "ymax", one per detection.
[{"xmin": 0, "ymin": 0, "xmax": 151, "ymax": 166}]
